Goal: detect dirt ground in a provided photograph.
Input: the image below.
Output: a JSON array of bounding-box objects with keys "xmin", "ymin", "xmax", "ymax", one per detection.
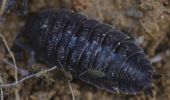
[{"xmin": 0, "ymin": 0, "xmax": 170, "ymax": 100}]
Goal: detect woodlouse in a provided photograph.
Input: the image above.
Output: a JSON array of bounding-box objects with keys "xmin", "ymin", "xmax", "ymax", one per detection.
[{"xmin": 13, "ymin": 9, "xmax": 160, "ymax": 96}]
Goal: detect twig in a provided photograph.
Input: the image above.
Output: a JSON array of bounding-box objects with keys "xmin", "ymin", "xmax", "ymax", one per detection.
[
  {"xmin": 0, "ymin": 0, "xmax": 8, "ymax": 16},
  {"xmin": 0, "ymin": 34, "xmax": 19, "ymax": 100},
  {"xmin": 140, "ymin": 20, "xmax": 157, "ymax": 40},
  {"xmin": 56, "ymin": 55, "xmax": 75, "ymax": 100},
  {"xmin": 2, "ymin": 59, "xmax": 29, "ymax": 77},
  {"xmin": 14, "ymin": 87, "xmax": 20, "ymax": 100},
  {"xmin": 0, "ymin": 66, "xmax": 57, "ymax": 87},
  {"xmin": 0, "ymin": 75, "xmax": 4, "ymax": 100},
  {"xmin": 0, "ymin": 34, "xmax": 18, "ymax": 82},
  {"xmin": 67, "ymin": 80, "xmax": 75, "ymax": 100},
  {"xmin": 0, "ymin": 33, "xmax": 75, "ymax": 100},
  {"xmin": 149, "ymin": 32, "xmax": 166, "ymax": 56}
]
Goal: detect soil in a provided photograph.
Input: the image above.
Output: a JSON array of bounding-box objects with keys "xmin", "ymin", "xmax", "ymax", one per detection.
[{"xmin": 0, "ymin": 0, "xmax": 170, "ymax": 100}]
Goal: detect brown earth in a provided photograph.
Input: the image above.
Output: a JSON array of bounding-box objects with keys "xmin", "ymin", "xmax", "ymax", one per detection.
[{"xmin": 0, "ymin": 0, "xmax": 170, "ymax": 100}]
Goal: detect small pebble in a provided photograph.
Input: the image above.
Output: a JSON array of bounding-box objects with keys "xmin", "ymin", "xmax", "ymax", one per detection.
[{"xmin": 126, "ymin": 8, "xmax": 143, "ymax": 18}]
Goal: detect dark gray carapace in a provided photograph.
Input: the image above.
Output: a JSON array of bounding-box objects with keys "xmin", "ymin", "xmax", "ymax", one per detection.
[{"xmin": 13, "ymin": 9, "xmax": 160, "ymax": 96}]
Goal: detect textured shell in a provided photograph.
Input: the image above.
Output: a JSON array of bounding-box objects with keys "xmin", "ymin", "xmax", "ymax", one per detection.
[{"xmin": 16, "ymin": 9, "xmax": 156, "ymax": 95}]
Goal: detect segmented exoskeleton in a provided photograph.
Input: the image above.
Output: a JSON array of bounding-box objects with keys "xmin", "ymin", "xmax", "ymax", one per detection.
[{"xmin": 13, "ymin": 9, "xmax": 159, "ymax": 96}]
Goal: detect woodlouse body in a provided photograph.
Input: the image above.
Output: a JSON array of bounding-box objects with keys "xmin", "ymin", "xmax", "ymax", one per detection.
[{"xmin": 14, "ymin": 9, "xmax": 158, "ymax": 95}]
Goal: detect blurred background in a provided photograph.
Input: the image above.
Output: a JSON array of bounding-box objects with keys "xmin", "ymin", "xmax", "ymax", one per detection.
[{"xmin": 0, "ymin": 0, "xmax": 169, "ymax": 100}]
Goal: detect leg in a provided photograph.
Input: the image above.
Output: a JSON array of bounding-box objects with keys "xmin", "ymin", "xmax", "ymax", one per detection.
[{"xmin": 14, "ymin": 38, "xmax": 36, "ymax": 67}]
